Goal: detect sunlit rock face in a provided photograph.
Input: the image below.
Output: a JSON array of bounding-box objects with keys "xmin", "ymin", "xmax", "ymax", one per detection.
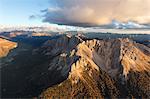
[
  {"xmin": 72, "ymin": 38, "xmax": 150, "ymax": 78},
  {"xmin": 0, "ymin": 38, "xmax": 17, "ymax": 58},
  {"xmin": 40, "ymin": 37, "xmax": 150, "ymax": 98},
  {"xmin": 120, "ymin": 39, "xmax": 150, "ymax": 77}
]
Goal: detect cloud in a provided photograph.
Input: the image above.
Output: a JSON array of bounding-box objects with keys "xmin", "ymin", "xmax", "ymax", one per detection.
[
  {"xmin": 42, "ymin": 0, "xmax": 150, "ymax": 27},
  {"xmin": 29, "ymin": 15, "xmax": 37, "ymax": 20},
  {"xmin": 29, "ymin": 15, "xmax": 42, "ymax": 20},
  {"xmin": 106, "ymin": 20, "xmax": 149, "ymax": 29}
]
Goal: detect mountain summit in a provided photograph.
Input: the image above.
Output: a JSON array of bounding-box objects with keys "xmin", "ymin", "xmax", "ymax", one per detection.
[{"xmin": 40, "ymin": 35, "xmax": 150, "ymax": 98}]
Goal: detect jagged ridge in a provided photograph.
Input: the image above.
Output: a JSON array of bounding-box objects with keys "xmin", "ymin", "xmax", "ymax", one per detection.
[{"xmin": 40, "ymin": 35, "xmax": 150, "ymax": 98}]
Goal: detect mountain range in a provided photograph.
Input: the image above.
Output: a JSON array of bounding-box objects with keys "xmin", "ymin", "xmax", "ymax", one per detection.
[{"xmin": 0, "ymin": 31, "xmax": 150, "ymax": 98}]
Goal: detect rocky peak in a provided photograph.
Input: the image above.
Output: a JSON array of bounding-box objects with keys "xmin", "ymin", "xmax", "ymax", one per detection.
[
  {"xmin": 69, "ymin": 38, "xmax": 150, "ymax": 78},
  {"xmin": 41, "ymin": 35, "xmax": 82, "ymax": 56}
]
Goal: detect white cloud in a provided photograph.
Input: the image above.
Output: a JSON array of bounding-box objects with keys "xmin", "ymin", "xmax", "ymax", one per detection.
[{"xmin": 42, "ymin": 0, "xmax": 150, "ymax": 27}]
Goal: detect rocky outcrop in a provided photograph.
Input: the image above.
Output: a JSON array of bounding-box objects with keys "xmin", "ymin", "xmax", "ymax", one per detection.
[
  {"xmin": 40, "ymin": 37, "xmax": 150, "ymax": 98},
  {"xmin": 0, "ymin": 38, "xmax": 17, "ymax": 58}
]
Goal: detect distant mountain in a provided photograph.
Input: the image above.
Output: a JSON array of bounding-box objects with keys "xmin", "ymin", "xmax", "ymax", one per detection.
[{"xmin": 0, "ymin": 38, "xmax": 17, "ymax": 58}]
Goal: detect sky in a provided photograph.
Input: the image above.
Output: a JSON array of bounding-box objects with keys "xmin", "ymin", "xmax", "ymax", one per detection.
[
  {"xmin": 0, "ymin": 0, "xmax": 49, "ymax": 26},
  {"xmin": 0, "ymin": 0, "xmax": 150, "ymax": 28}
]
